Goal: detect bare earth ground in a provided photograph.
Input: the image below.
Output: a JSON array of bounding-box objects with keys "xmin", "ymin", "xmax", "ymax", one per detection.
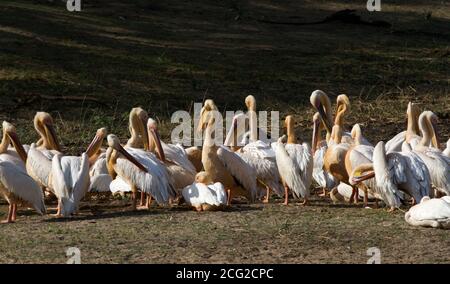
[{"xmin": 0, "ymin": 0, "xmax": 449, "ymax": 263}]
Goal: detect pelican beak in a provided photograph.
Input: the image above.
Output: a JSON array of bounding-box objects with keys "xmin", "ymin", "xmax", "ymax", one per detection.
[
  {"xmin": 431, "ymin": 119, "xmax": 440, "ymax": 149},
  {"xmin": 351, "ymin": 170, "xmax": 375, "ymax": 185},
  {"xmin": 86, "ymin": 133, "xmax": 103, "ymax": 158},
  {"xmin": 312, "ymin": 119, "xmax": 321, "ymax": 154},
  {"xmin": 148, "ymin": 127, "xmax": 166, "ymax": 162},
  {"xmin": 7, "ymin": 131, "xmax": 28, "ymax": 163},
  {"xmin": 317, "ymin": 102, "xmax": 332, "ymax": 133},
  {"xmin": 116, "ymin": 144, "xmax": 148, "ymax": 173},
  {"xmin": 44, "ymin": 122, "xmax": 61, "ymax": 152}
]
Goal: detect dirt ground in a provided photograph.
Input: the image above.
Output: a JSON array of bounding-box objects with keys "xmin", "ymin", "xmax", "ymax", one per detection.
[{"xmin": 0, "ymin": 0, "xmax": 449, "ymax": 263}]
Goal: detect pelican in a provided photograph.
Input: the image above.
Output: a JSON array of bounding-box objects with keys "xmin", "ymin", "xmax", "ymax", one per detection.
[
  {"xmin": 312, "ymin": 112, "xmax": 338, "ymax": 197},
  {"xmin": 225, "ymin": 113, "xmax": 283, "ymax": 202},
  {"xmin": 185, "ymin": 146, "xmax": 203, "ymax": 172},
  {"xmin": 275, "ymin": 116, "xmax": 313, "ymax": 205},
  {"xmin": 344, "ymin": 124, "xmax": 375, "ymax": 206},
  {"xmin": 106, "ymin": 134, "xmax": 175, "ymax": 210},
  {"xmin": 385, "ymin": 102, "xmax": 422, "ymax": 153},
  {"xmin": 147, "ymin": 118, "xmax": 196, "ymax": 192},
  {"xmin": 351, "ymin": 141, "xmax": 431, "ymax": 211},
  {"xmin": 0, "ymin": 121, "xmax": 45, "ymax": 223},
  {"xmin": 411, "ymin": 111, "xmax": 450, "ymax": 196},
  {"xmin": 87, "ymin": 128, "xmax": 112, "ymax": 193},
  {"xmin": 181, "ymin": 171, "xmax": 227, "ymax": 211},
  {"xmin": 404, "ymin": 196, "xmax": 450, "ymax": 229},
  {"xmin": 244, "ymin": 95, "xmax": 273, "ymax": 144},
  {"xmin": 199, "ymin": 112, "xmax": 257, "ymax": 205},
  {"xmin": 443, "ymin": 139, "xmax": 450, "ymax": 158},
  {"xmin": 310, "ymin": 90, "xmax": 371, "ymax": 146},
  {"xmin": 26, "ymin": 112, "xmax": 62, "ymax": 194}
]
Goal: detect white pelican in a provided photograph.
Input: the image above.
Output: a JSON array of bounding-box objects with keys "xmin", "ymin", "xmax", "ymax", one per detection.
[
  {"xmin": 244, "ymin": 95, "xmax": 274, "ymax": 144},
  {"xmin": 412, "ymin": 111, "xmax": 450, "ymax": 196},
  {"xmin": 199, "ymin": 113, "xmax": 257, "ymax": 205},
  {"xmin": 147, "ymin": 118, "xmax": 196, "ymax": 192},
  {"xmin": 0, "ymin": 121, "xmax": 45, "ymax": 223},
  {"xmin": 275, "ymin": 116, "xmax": 313, "ymax": 205},
  {"xmin": 26, "ymin": 112, "xmax": 62, "ymax": 194},
  {"xmin": 350, "ymin": 141, "xmax": 431, "ymax": 211},
  {"xmin": 443, "ymin": 139, "xmax": 450, "ymax": 158},
  {"xmin": 405, "ymin": 196, "xmax": 450, "ymax": 229},
  {"xmin": 310, "ymin": 90, "xmax": 371, "ymax": 146},
  {"xmin": 87, "ymin": 128, "xmax": 112, "ymax": 193},
  {"xmin": 106, "ymin": 134, "xmax": 175, "ymax": 210},
  {"xmin": 50, "ymin": 128, "xmax": 110, "ymax": 216},
  {"xmin": 225, "ymin": 113, "xmax": 283, "ymax": 202},
  {"xmin": 312, "ymin": 112, "xmax": 338, "ymax": 196},
  {"xmin": 343, "ymin": 124, "xmax": 375, "ymax": 205},
  {"xmin": 181, "ymin": 171, "xmax": 227, "ymax": 211},
  {"xmin": 385, "ymin": 102, "xmax": 422, "ymax": 153}
]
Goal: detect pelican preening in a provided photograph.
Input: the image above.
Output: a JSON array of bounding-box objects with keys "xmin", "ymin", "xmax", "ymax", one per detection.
[
  {"xmin": 0, "ymin": 121, "xmax": 45, "ymax": 223},
  {"xmin": 1, "ymin": 93, "xmax": 449, "ymax": 230}
]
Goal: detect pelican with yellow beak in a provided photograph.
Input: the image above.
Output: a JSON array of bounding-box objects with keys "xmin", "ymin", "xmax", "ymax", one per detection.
[
  {"xmin": 106, "ymin": 134, "xmax": 176, "ymax": 210},
  {"xmin": 0, "ymin": 121, "xmax": 45, "ymax": 223}
]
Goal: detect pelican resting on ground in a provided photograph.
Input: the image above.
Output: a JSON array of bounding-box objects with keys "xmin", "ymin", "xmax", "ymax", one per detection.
[
  {"xmin": 182, "ymin": 171, "xmax": 227, "ymax": 211},
  {"xmin": 275, "ymin": 116, "xmax": 313, "ymax": 205},
  {"xmin": 0, "ymin": 121, "xmax": 45, "ymax": 223},
  {"xmin": 405, "ymin": 196, "xmax": 450, "ymax": 229}
]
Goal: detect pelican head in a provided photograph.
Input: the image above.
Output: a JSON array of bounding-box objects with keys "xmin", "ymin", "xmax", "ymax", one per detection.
[
  {"xmin": 86, "ymin": 127, "xmax": 107, "ymax": 158},
  {"xmin": 195, "ymin": 171, "xmax": 212, "ymax": 184},
  {"xmin": 107, "ymin": 134, "xmax": 148, "ymax": 173},
  {"xmin": 310, "ymin": 90, "xmax": 333, "ymax": 133},
  {"xmin": 197, "ymin": 99, "xmax": 218, "ymax": 133},
  {"xmin": 147, "ymin": 118, "xmax": 166, "ymax": 161},
  {"xmin": 245, "ymin": 95, "xmax": 256, "ymax": 111},
  {"xmin": 129, "ymin": 107, "xmax": 149, "ymax": 150},
  {"xmin": 351, "ymin": 124, "xmax": 363, "ymax": 145},
  {"xmin": 34, "ymin": 112, "xmax": 61, "ymax": 152},
  {"xmin": 1, "ymin": 121, "xmax": 28, "ymax": 163},
  {"xmin": 336, "ymin": 94, "xmax": 350, "ymax": 113}
]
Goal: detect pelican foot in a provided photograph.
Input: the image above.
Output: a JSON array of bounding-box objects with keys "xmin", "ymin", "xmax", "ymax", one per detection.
[{"xmin": 1, "ymin": 219, "xmax": 14, "ymax": 224}]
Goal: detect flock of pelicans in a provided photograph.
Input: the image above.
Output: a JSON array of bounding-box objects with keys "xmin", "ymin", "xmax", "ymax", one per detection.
[{"xmin": 0, "ymin": 91, "xmax": 449, "ymax": 229}]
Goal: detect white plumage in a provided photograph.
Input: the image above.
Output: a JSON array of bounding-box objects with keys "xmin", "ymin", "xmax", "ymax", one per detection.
[
  {"xmin": 26, "ymin": 143, "xmax": 53, "ymax": 190},
  {"xmin": 444, "ymin": 139, "xmax": 450, "ymax": 158},
  {"xmin": 182, "ymin": 182, "xmax": 227, "ymax": 209},
  {"xmin": 312, "ymin": 141, "xmax": 338, "ymax": 191},
  {"xmin": 0, "ymin": 159, "xmax": 46, "ymax": 215},
  {"xmin": 216, "ymin": 145, "xmax": 258, "ymax": 202},
  {"xmin": 275, "ymin": 137, "xmax": 313, "ymax": 199},
  {"xmin": 88, "ymin": 153, "xmax": 112, "ymax": 193},
  {"xmin": 51, "ymin": 153, "xmax": 90, "ymax": 216},
  {"xmin": 405, "ymin": 196, "xmax": 450, "ymax": 229}
]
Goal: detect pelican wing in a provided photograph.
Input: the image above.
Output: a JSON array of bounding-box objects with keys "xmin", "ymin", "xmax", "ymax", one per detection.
[
  {"xmin": 385, "ymin": 131, "xmax": 406, "ymax": 154},
  {"xmin": 401, "ymin": 151, "xmax": 431, "ymax": 200},
  {"xmin": 0, "ymin": 161, "xmax": 45, "ymax": 214},
  {"xmin": 418, "ymin": 149, "xmax": 450, "ymax": 195},
  {"xmin": 163, "ymin": 142, "xmax": 197, "ymax": 175},
  {"xmin": 51, "ymin": 154, "xmax": 70, "ymax": 200},
  {"xmin": 238, "ymin": 151, "xmax": 283, "ymax": 196},
  {"xmin": 26, "ymin": 145, "xmax": 52, "ymax": 188},
  {"xmin": 217, "ymin": 145, "xmax": 257, "ymax": 201},
  {"xmin": 285, "ymin": 143, "xmax": 313, "ymax": 197},
  {"xmin": 71, "ymin": 153, "xmax": 90, "ymax": 205},
  {"xmin": 313, "ymin": 145, "xmax": 338, "ymax": 189}
]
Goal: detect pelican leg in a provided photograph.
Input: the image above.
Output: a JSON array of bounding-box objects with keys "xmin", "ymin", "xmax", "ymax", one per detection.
[
  {"xmin": 350, "ymin": 186, "xmax": 359, "ymax": 204},
  {"xmin": 140, "ymin": 191, "xmax": 146, "ymax": 207},
  {"xmin": 283, "ymin": 186, "xmax": 289, "ymax": 205},
  {"xmin": 319, "ymin": 188, "xmax": 327, "ymax": 197},
  {"xmin": 387, "ymin": 207, "xmax": 395, "ymax": 213},
  {"xmin": 226, "ymin": 189, "xmax": 232, "ymax": 206},
  {"xmin": 363, "ymin": 187, "xmax": 368, "ymax": 208},
  {"xmin": 263, "ymin": 186, "xmax": 270, "ymax": 204},
  {"xmin": 131, "ymin": 190, "xmax": 137, "ymax": 211},
  {"xmin": 146, "ymin": 194, "xmax": 153, "ymax": 209},
  {"xmin": 1, "ymin": 204, "xmax": 14, "ymax": 224},
  {"xmin": 11, "ymin": 204, "xmax": 17, "ymax": 221},
  {"xmin": 300, "ymin": 197, "xmax": 308, "ymax": 206},
  {"xmin": 52, "ymin": 200, "xmax": 62, "ymax": 217}
]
